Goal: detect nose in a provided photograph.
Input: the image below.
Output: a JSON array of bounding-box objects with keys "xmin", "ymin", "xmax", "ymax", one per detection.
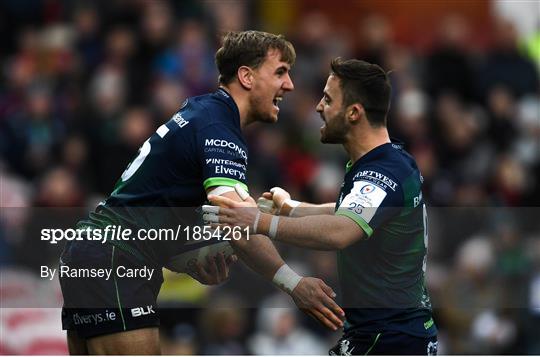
[
  {"xmin": 282, "ymin": 73, "xmax": 294, "ymax": 91},
  {"xmin": 316, "ymin": 99, "xmax": 323, "ymax": 112}
]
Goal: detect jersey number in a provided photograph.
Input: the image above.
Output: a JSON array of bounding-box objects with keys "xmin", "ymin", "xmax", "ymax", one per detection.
[
  {"xmin": 120, "ymin": 124, "xmax": 170, "ymax": 182},
  {"xmin": 348, "ymin": 202, "xmax": 364, "ymax": 215}
]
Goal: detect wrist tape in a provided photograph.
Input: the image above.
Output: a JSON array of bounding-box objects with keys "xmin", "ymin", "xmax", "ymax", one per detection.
[
  {"xmin": 272, "ymin": 264, "xmax": 302, "ymax": 293},
  {"xmin": 253, "ymin": 211, "xmax": 261, "ymax": 234},
  {"xmin": 254, "ymin": 213, "xmax": 279, "ymax": 240},
  {"xmin": 268, "ymin": 216, "xmax": 279, "ymax": 239},
  {"xmin": 281, "ymin": 199, "xmax": 301, "ymax": 217}
]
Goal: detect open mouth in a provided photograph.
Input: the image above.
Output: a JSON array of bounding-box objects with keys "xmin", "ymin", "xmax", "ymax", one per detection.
[
  {"xmin": 273, "ymin": 96, "xmax": 282, "ymax": 110},
  {"xmin": 320, "ymin": 115, "xmax": 326, "ymax": 130}
]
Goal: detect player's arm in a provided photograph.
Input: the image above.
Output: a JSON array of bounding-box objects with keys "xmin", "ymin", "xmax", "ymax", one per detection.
[
  {"xmin": 207, "ymin": 187, "xmax": 287, "ymax": 280},
  {"xmin": 197, "ymin": 125, "xmax": 343, "ymax": 329},
  {"xmin": 259, "ymin": 214, "xmax": 363, "ymax": 250},
  {"xmin": 207, "ymin": 185, "xmax": 345, "ymax": 330},
  {"xmin": 209, "ymin": 196, "xmax": 365, "ymax": 250},
  {"xmin": 207, "ymin": 179, "xmax": 398, "ymax": 250},
  {"xmin": 258, "ymin": 187, "xmax": 335, "ymax": 217}
]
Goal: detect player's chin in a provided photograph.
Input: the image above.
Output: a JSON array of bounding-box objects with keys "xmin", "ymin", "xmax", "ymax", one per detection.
[
  {"xmin": 320, "ymin": 127, "xmax": 328, "ymax": 143},
  {"xmin": 270, "ymin": 105, "xmax": 281, "ymax": 122},
  {"xmin": 320, "ymin": 132, "xmax": 338, "ymax": 144},
  {"xmin": 261, "ymin": 113, "xmax": 279, "ymax": 123}
]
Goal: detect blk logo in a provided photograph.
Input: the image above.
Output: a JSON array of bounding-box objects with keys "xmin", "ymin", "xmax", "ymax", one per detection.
[{"xmin": 131, "ymin": 305, "xmax": 155, "ymax": 317}]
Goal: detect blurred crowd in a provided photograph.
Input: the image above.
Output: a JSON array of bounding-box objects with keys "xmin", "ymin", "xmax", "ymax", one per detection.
[{"xmin": 0, "ymin": 0, "xmax": 539, "ymax": 355}]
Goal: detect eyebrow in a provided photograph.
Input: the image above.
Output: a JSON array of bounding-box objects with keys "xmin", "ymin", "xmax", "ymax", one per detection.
[{"xmin": 275, "ymin": 65, "xmax": 290, "ymax": 73}]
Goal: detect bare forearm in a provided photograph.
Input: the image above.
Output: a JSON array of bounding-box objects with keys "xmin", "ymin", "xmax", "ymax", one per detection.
[
  {"xmin": 208, "ymin": 190, "xmax": 285, "ymax": 282},
  {"xmin": 277, "ymin": 215, "xmax": 341, "ymax": 249},
  {"xmin": 229, "ymin": 234, "xmax": 284, "ymax": 280},
  {"xmin": 259, "ymin": 214, "xmax": 359, "ymax": 250},
  {"xmin": 253, "ymin": 214, "xmax": 350, "ymax": 250},
  {"xmin": 290, "ymin": 202, "xmax": 335, "ymax": 217}
]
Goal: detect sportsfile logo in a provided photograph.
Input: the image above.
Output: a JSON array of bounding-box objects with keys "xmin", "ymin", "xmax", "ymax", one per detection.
[
  {"xmin": 131, "ymin": 305, "xmax": 155, "ymax": 317},
  {"xmin": 73, "ymin": 311, "xmax": 116, "ymax": 325}
]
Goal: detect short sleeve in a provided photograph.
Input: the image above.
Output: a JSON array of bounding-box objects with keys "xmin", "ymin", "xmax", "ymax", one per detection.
[
  {"xmin": 196, "ymin": 124, "xmax": 249, "ymax": 192},
  {"xmin": 336, "ymin": 173, "xmax": 402, "ymax": 238}
]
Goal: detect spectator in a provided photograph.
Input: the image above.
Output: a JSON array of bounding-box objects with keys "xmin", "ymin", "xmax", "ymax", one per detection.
[{"xmin": 248, "ymin": 294, "xmax": 328, "ymax": 355}]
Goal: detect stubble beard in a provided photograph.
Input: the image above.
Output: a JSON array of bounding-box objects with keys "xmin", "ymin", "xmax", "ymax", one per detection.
[{"xmin": 321, "ymin": 109, "xmax": 349, "ymax": 144}]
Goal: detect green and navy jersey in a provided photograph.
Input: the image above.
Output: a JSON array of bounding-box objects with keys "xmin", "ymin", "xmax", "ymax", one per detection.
[
  {"xmin": 77, "ymin": 88, "xmax": 248, "ymax": 265},
  {"xmin": 334, "ymin": 141, "xmax": 437, "ymax": 338}
]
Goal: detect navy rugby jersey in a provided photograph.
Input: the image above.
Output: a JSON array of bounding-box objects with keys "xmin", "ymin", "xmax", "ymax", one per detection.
[
  {"xmin": 77, "ymin": 88, "xmax": 248, "ymax": 265},
  {"xmin": 334, "ymin": 141, "xmax": 437, "ymax": 338}
]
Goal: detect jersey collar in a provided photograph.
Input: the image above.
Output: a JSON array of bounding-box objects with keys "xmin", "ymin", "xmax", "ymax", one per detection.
[
  {"xmin": 390, "ymin": 137, "xmax": 405, "ymax": 150},
  {"xmin": 344, "ymin": 138, "xmax": 405, "ymax": 173},
  {"xmin": 217, "ymin": 87, "xmax": 231, "ymax": 98},
  {"xmin": 215, "ymin": 87, "xmax": 241, "ymax": 128}
]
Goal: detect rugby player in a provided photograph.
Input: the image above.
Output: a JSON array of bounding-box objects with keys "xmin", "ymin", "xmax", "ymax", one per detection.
[
  {"xmin": 60, "ymin": 31, "xmax": 344, "ymax": 355},
  {"xmin": 205, "ymin": 58, "xmax": 438, "ymax": 355}
]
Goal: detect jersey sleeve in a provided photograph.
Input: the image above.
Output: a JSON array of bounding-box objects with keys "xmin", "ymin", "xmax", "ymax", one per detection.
[
  {"xmin": 196, "ymin": 124, "xmax": 249, "ymax": 192},
  {"xmin": 335, "ymin": 170, "xmax": 402, "ymax": 238}
]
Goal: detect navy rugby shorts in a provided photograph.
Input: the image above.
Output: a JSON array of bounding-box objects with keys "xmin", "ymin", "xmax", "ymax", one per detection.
[
  {"xmin": 329, "ymin": 330, "xmax": 438, "ymax": 355},
  {"xmin": 59, "ymin": 240, "xmax": 163, "ymax": 338}
]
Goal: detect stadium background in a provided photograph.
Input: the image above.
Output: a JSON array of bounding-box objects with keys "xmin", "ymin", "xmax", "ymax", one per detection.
[{"xmin": 0, "ymin": 0, "xmax": 539, "ymax": 354}]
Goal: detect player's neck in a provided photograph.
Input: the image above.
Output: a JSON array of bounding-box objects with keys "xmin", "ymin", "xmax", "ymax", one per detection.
[
  {"xmin": 219, "ymin": 84, "xmax": 251, "ymax": 129},
  {"xmin": 344, "ymin": 126, "xmax": 391, "ymax": 164}
]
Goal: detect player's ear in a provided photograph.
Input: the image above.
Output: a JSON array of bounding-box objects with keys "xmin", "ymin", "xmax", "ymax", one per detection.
[
  {"xmin": 237, "ymin": 66, "xmax": 253, "ymax": 90},
  {"xmin": 347, "ymin": 104, "xmax": 365, "ymax": 124}
]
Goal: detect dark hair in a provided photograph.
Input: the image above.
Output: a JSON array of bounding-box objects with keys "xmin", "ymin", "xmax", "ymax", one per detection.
[
  {"xmin": 330, "ymin": 58, "xmax": 391, "ymax": 127},
  {"xmin": 215, "ymin": 30, "xmax": 296, "ymax": 85}
]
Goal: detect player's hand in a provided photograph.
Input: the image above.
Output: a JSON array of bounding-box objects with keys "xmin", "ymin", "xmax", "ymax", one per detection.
[
  {"xmin": 256, "ymin": 196, "xmax": 278, "ymax": 214},
  {"xmin": 290, "ymin": 277, "xmax": 345, "ymax": 331},
  {"xmin": 203, "ymin": 184, "xmax": 258, "ymax": 228},
  {"xmin": 188, "ymin": 253, "xmax": 238, "ymax": 285},
  {"xmin": 269, "ymin": 187, "xmax": 292, "ymax": 210},
  {"xmin": 204, "ymin": 195, "xmax": 258, "ymax": 231},
  {"xmin": 258, "ymin": 187, "xmax": 291, "ymax": 214},
  {"xmin": 207, "ymin": 183, "xmax": 257, "ymax": 208}
]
